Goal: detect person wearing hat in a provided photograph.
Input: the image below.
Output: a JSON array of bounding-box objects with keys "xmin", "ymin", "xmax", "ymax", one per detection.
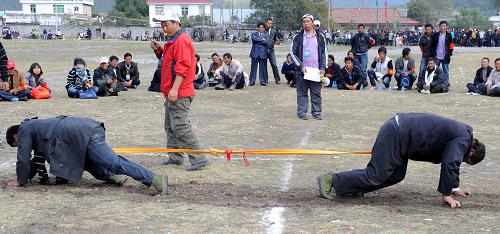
[
  {"xmin": 93, "ymin": 57, "xmax": 124, "ymax": 96},
  {"xmin": 0, "ymin": 60, "xmax": 30, "ymax": 102},
  {"xmin": 290, "ymin": 14, "xmax": 328, "ymax": 120},
  {"xmin": 313, "ymin": 20, "xmax": 321, "ymax": 31},
  {"xmin": 150, "ymin": 10, "xmax": 211, "ymax": 171}
]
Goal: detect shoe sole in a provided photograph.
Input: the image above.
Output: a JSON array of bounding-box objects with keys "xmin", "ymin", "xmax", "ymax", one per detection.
[
  {"xmin": 317, "ymin": 176, "xmax": 333, "ymax": 200},
  {"xmin": 186, "ymin": 160, "xmax": 212, "ymax": 171}
]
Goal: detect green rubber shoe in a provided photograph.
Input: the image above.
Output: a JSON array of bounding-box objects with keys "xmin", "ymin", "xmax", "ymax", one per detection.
[{"xmin": 317, "ymin": 172, "xmax": 335, "ymax": 200}]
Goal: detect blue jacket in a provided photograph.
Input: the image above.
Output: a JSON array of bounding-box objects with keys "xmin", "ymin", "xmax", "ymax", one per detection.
[
  {"xmin": 281, "ymin": 61, "xmax": 296, "ymax": 75},
  {"xmin": 250, "ymin": 31, "xmax": 269, "ymax": 59}
]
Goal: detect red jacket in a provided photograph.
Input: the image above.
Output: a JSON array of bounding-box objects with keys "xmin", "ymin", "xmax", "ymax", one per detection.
[{"xmin": 155, "ymin": 30, "xmax": 195, "ymax": 99}]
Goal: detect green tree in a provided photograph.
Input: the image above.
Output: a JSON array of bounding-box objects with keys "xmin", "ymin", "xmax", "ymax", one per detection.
[
  {"xmin": 407, "ymin": 0, "xmax": 438, "ymax": 26},
  {"xmin": 433, "ymin": 0, "xmax": 453, "ymax": 19},
  {"xmin": 246, "ymin": 0, "xmax": 329, "ymax": 30},
  {"xmin": 451, "ymin": 8, "xmax": 494, "ymax": 30},
  {"xmin": 108, "ymin": 0, "xmax": 149, "ymax": 26}
]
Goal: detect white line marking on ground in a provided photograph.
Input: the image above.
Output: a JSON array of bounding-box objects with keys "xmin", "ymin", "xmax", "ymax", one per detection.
[{"xmin": 261, "ymin": 131, "xmax": 311, "ymax": 234}]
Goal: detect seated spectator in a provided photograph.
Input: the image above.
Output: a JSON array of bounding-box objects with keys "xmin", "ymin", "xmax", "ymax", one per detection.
[
  {"xmin": 194, "ymin": 54, "xmax": 206, "ymax": 89},
  {"xmin": 206, "ymin": 53, "xmax": 223, "ymax": 87},
  {"xmin": 214, "ymin": 53, "xmax": 245, "ymax": 91},
  {"xmin": 367, "ymin": 46, "xmax": 393, "ymax": 88},
  {"xmin": 281, "ymin": 54, "xmax": 297, "ymax": 87},
  {"xmin": 417, "ymin": 58, "xmax": 449, "ymax": 94},
  {"xmin": 118, "ymin": 52, "xmax": 140, "ymax": 89},
  {"xmin": 0, "ymin": 60, "xmax": 30, "ymax": 101},
  {"xmin": 394, "ymin": 47, "xmax": 417, "ymax": 90},
  {"xmin": 66, "ymin": 58, "xmax": 97, "ymax": 98},
  {"xmin": 485, "ymin": 58, "xmax": 500, "ymax": 97},
  {"xmin": 25, "ymin": 63, "xmax": 49, "ymax": 91},
  {"xmin": 347, "ymin": 50, "xmax": 361, "ymax": 69},
  {"xmin": 466, "ymin": 57, "xmax": 493, "ymax": 94},
  {"xmin": 325, "ymin": 55, "xmax": 341, "ymax": 87},
  {"xmin": 24, "ymin": 63, "xmax": 51, "ymax": 100},
  {"xmin": 93, "ymin": 57, "xmax": 124, "ymax": 96},
  {"xmin": 109, "ymin": 55, "xmax": 127, "ymax": 91},
  {"xmin": 338, "ymin": 57, "xmax": 368, "ymax": 90}
]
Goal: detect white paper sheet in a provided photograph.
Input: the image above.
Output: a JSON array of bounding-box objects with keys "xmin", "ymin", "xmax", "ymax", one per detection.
[{"xmin": 303, "ymin": 67, "xmax": 320, "ymax": 82}]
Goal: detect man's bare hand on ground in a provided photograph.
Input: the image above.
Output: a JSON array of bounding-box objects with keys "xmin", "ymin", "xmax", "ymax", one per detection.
[
  {"xmin": 442, "ymin": 195, "xmax": 461, "ymax": 208},
  {"xmin": 5, "ymin": 177, "xmax": 21, "ymax": 187}
]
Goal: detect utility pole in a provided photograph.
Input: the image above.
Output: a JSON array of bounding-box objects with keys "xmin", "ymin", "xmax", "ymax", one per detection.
[
  {"xmin": 327, "ymin": 0, "xmax": 331, "ymax": 31},
  {"xmin": 376, "ymin": 0, "xmax": 379, "ymax": 30}
]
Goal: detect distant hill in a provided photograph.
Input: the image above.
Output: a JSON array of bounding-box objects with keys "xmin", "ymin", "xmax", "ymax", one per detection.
[
  {"xmin": 332, "ymin": 0, "xmax": 410, "ymax": 8},
  {"xmin": 94, "ymin": 0, "xmax": 116, "ymax": 14},
  {"xmin": 0, "ymin": 0, "xmax": 22, "ymax": 11}
]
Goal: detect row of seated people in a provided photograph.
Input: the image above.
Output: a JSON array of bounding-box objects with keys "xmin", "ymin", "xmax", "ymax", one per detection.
[
  {"xmin": 66, "ymin": 53, "xmax": 140, "ymax": 98},
  {"xmin": 0, "ymin": 61, "xmax": 49, "ymax": 101}
]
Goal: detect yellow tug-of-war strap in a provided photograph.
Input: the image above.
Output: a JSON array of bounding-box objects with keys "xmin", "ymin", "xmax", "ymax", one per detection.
[{"xmin": 113, "ymin": 148, "xmax": 372, "ymax": 156}]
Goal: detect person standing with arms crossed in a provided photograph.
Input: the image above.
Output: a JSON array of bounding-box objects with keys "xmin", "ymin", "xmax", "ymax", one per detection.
[{"xmin": 150, "ymin": 11, "xmax": 211, "ymax": 171}]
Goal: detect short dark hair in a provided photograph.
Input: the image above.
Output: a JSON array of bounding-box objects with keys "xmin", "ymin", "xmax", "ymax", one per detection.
[
  {"xmin": 347, "ymin": 50, "xmax": 355, "ymax": 56},
  {"xmin": 468, "ymin": 138, "xmax": 486, "ymax": 165},
  {"xmin": 211, "ymin": 53, "xmax": 219, "ymax": 58},
  {"xmin": 424, "ymin": 23, "xmax": 433, "ymax": 29},
  {"xmin": 344, "ymin": 56, "xmax": 354, "ymax": 63},
  {"xmin": 378, "ymin": 46, "xmax": 387, "ymax": 55},
  {"xmin": 358, "ymin": 24, "xmax": 365, "ymax": 29},
  {"xmin": 29, "ymin": 63, "xmax": 43, "ymax": 76},
  {"xmin": 328, "ymin": 55, "xmax": 334, "ymax": 62},
  {"xmin": 123, "ymin": 52, "xmax": 132, "ymax": 59},
  {"xmin": 286, "ymin": 53, "xmax": 292, "ymax": 60},
  {"xmin": 402, "ymin": 47, "xmax": 411, "ymax": 57},
  {"xmin": 73, "ymin": 58, "xmax": 86, "ymax": 66},
  {"xmin": 109, "ymin": 55, "xmax": 119, "ymax": 62},
  {"xmin": 427, "ymin": 57, "xmax": 436, "ymax": 63},
  {"xmin": 439, "ymin": 20, "xmax": 448, "ymax": 26},
  {"xmin": 195, "ymin": 54, "xmax": 200, "ymax": 62},
  {"xmin": 481, "ymin": 57, "xmax": 490, "ymax": 62},
  {"xmin": 223, "ymin": 53, "xmax": 232, "ymax": 60},
  {"xmin": 257, "ymin": 22, "xmax": 265, "ymax": 28},
  {"xmin": 266, "ymin": 18, "xmax": 273, "ymax": 22},
  {"xmin": 495, "ymin": 58, "xmax": 500, "ymax": 63},
  {"xmin": 6, "ymin": 125, "xmax": 20, "ymax": 147}
]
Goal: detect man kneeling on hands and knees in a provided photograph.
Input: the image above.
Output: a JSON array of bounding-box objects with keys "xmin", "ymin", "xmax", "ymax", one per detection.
[
  {"xmin": 317, "ymin": 113, "xmax": 485, "ymax": 208},
  {"xmin": 4, "ymin": 116, "xmax": 168, "ymax": 195}
]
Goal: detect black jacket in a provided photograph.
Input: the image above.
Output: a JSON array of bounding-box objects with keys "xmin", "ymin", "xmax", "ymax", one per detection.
[
  {"xmin": 397, "ymin": 113, "xmax": 473, "ymax": 196},
  {"xmin": 339, "ymin": 66, "xmax": 365, "ymax": 86},
  {"xmin": 417, "ymin": 66, "xmax": 446, "ymax": 89},
  {"xmin": 473, "ymin": 66, "xmax": 493, "ymax": 86},
  {"xmin": 419, "ymin": 34, "xmax": 432, "ymax": 58},
  {"xmin": 16, "ymin": 116, "xmax": 103, "ymax": 185},
  {"xmin": 290, "ymin": 29, "xmax": 328, "ymax": 73},
  {"xmin": 430, "ymin": 32, "xmax": 454, "ymax": 63},
  {"xmin": 118, "ymin": 61, "xmax": 140, "ymax": 82},
  {"xmin": 267, "ymin": 28, "xmax": 279, "ymax": 51},
  {"xmin": 0, "ymin": 42, "xmax": 8, "ymax": 82},
  {"xmin": 93, "ymin": 66, "xmax": 113, "ymax": 87},
  {"xmin": 351, "ymin": 32, "xmax": 372, "ymax": 54}
]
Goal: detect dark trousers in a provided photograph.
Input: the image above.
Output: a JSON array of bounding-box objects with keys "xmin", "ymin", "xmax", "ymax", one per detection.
[
  {"xmin": 218, "ymin": 72, "xmax": 245, "ymax": 89},
  {"xmin": 0, "ymin": 89, "xmax": 30, "ymax": 101},
  {"xmin": 395, "ymin": 73, "xmax": 417, "ymax": 89},
  {"xmin": 86, "ymin": 126, "xmax": 155, "ymax": 186},
  {"xmin": 268, "ymin": 50, "xmax": 280, "ymax": 82},
  {"xmin": 466, "ymin": 83, "xmax": 487, "ymax": 94},
  {"xmin": 417, "ymin": 83, "xmax": 447, "ymax": 93},
  {"xmin": 367, "ymin": 70, "xmax": 391, "ymax": 88},
  {"xmin": 295, "ymin": 73, "xmax": 322, "ymax": 118},
  {"xmin": 250, "ymin": 58, "xmax": 268, "ymax": 85},
  {"xmin": 284, "ymin": 73, "xmax": 295, "ymax": 86},
  {"xmin": 333, "ymin": 118, "xmax": 408, "ymax": 195},
  {"xmin": 489, "ymin": 86, "xmax": 500, "ymax": 97}
]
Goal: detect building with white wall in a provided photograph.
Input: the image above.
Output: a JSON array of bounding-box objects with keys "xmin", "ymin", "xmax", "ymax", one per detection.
[
  {"xmin": 146, "ymin": 0, "xmax": 213, "ymax": 27},
  {"xmin": 5, "ymin": 0, "xmax": 94, "ymax": 25}
]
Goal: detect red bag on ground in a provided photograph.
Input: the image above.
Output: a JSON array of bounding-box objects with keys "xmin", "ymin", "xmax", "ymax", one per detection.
[{"xmin": 30, "ymin": 87, "xmax": 52, "ymax": 99}]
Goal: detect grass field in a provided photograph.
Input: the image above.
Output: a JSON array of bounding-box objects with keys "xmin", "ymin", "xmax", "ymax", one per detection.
[{"xmin": 0, "ymin": 39, "xmax": 499, "ymax": 233}]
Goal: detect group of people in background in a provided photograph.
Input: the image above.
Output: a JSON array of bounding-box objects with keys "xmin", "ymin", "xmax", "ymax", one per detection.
[{"xmin": 66, "ymin": 53, "xmax": 141, "ymax": 98}]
